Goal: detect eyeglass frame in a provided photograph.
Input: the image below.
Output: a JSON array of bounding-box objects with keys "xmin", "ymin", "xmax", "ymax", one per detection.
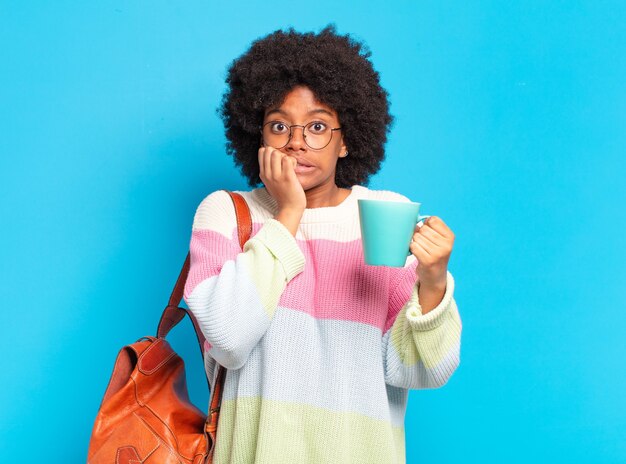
[{"xmin": 259, "ymin": 120, "xmax": 342, "ymax": 150}]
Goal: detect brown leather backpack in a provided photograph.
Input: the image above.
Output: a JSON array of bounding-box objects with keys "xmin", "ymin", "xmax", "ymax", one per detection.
[{"xmin": 87, "ymin": 191, "xmax": 252, "ymax": 464}]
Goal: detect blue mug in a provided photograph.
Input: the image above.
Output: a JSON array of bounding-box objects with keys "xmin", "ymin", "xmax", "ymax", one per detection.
[{"xmin": 358, "ymin": 199, "xmax": 431, "ymax": 267}]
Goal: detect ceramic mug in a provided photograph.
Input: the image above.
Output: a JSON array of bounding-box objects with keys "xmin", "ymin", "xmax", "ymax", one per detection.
[{"xmin": 357, "ymin": 199, "xmax": 431, "ymax": 267}]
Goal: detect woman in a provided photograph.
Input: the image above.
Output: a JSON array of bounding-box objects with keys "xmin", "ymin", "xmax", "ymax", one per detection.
[{"xmin": 183, "ymin": 24, "xmax": 462, "ymax": 464}]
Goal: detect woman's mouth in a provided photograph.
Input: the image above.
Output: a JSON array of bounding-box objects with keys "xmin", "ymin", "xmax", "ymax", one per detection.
[{"xmin": 294, "ymin": 162, "xmax": 315, "ymax": 174}]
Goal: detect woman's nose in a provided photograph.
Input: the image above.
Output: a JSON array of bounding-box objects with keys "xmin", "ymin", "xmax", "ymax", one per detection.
[{"xmin": 286, "ymin": 126, "xmax": 307, "ymax": 151}]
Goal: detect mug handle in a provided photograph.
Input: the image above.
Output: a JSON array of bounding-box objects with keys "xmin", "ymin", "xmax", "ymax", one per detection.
[{"xmin": 407, "ymin": 215, "xmax": 432, "ymax": 256}]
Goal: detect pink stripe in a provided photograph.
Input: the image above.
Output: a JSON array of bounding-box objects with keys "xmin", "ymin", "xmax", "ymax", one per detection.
[
  {"xmin": 385, "ymin": 259, "xmax": 419, "ymax": 332},
  {"xmin": 279, "ymin": 239, "xmax": 417, "ymax": 331},
  {"xmin": 184, "ymin": 222, "xmax": 417, "ymax": 331},
  {"xmin": 183, "ymin": 227, "xmax": 255, "ymax": 299}
]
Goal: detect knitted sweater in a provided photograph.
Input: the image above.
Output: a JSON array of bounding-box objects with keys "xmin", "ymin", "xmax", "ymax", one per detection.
[{"xmin": 183, "ymin": 185, "xmax": 462, "ymax": 464}]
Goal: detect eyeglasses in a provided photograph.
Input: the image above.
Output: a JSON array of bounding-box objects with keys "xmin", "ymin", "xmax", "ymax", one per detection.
[{"xmin": 260, "ymin": 120, "xmax": 342, "ymax": 150}]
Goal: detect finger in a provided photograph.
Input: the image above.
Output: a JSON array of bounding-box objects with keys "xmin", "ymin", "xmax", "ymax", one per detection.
[
  {"xmin": 258, "ymin": 147, "xmax": 265, "ymax": 179},
  {"xmin": 423, "ymin": 216, "xmax": 454, "ymax": 239},
  {"xmin": 411, "ymin": 233, "xmax": 434, "ymax": 255},
  {"xmin": 266, "ymin": 148, "xmax": 277, "ymax": 179},
  {"xmin": 410, "ymin": 239, "xmax": 430, "ymax": 261},
  {"xmin": 282, "ymin": 155, "xmax": 296, "ymax": 178},
  {"xmin": 415, "ymin": 225, "xmax": 445, "ymax": 247},
  {"xmin": 415, "ymin": 216, "xmax": 443, "ymax": 235},
  {"xmin": 415, "ymin": 218, "xmax": 444, "ymax": 238},
  {"xmin": 261, "ymin": 147, "xmax": 270, "ymax": 179},
  {"xmin": 267, "ymin": 147, "xmax": 282, "ymax": 179},
  {"xmin": 271, "ymin": 149, "xmax": 285, "ymax": 179}
]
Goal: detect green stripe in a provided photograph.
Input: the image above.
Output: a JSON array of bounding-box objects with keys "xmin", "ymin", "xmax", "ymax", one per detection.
[
  {"xmin": 390, "ymin": 300, "xmax": 461, "ymax": 368},
  {"xmin": 214, "ymin": 397, "xmax": 406, "ymax": 464},
  {"xmin": 241, "ymin": 220, "xmax": 305, "ymax": 318}
]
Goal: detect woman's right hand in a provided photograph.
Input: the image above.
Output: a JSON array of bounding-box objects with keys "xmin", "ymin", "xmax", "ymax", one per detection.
[{"xmin": 258, "ymin": 146, "xmax": 306, "ymax": 214}]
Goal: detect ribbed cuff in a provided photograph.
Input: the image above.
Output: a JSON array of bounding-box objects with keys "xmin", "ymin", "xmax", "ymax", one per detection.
[
  {"xmin": 406, "ymin": 271, "xmax": 455, "ymax": 331},
  {"xmin": 245, "ymin": 218, "xmax": 306, "ymax": 282}
]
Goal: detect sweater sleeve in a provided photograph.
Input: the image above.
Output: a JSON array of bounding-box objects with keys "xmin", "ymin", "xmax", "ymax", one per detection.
[
  {"xmin": 382, "ymin": 268, "xmax": 462, "ymax": 389},
  {"xmin": 183, "ymin": 190, "xmax": 305, "ymax": 370}
]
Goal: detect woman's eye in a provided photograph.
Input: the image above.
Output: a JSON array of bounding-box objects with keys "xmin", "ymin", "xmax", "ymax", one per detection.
[
  {"xmin": 270, "ymin": 122, "xmax": 288, "ymax": 133},
  {"xmin": 308, "ymin": 122, "xmax": 327, "ymax": 133}
]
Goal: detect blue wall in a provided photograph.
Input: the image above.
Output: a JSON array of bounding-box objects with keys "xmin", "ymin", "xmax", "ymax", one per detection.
[{"xmin": 1, "ymin": 1, "xmax": 625, "ymax": 462}]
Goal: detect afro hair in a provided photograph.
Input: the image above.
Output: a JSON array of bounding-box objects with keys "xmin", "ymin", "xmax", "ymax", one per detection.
[{"xmin": 218, "ymin": 24, "xmax": 394, "ymax": 188}]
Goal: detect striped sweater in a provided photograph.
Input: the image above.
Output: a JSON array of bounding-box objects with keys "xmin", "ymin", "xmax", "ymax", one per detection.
[{"xmin": 183, "ymin": 184, "xmax": 462, "ymax": 464}]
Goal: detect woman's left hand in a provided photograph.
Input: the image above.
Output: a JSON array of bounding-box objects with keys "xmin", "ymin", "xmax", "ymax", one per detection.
[{"xmin": 409, "ymin": 216, "xmax": 455, "ymax": 289}]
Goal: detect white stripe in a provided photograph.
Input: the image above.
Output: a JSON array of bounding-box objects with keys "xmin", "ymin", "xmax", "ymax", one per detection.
[
  {"xmin": 192, "ymin": 187, "xmax": 416, "ymax": 243},
  {"xmin": 218, "ymin": 307, "xmax": 407, "ymax": 427},
  {"xmin": 185, "ymin": 257, "xmax": 271, "ymax": 370}
]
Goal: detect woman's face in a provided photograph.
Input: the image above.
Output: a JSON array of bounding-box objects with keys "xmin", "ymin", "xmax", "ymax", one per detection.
[{"xmin": 261, "ymin": 85, "xmax": 348, "ymax": 191}]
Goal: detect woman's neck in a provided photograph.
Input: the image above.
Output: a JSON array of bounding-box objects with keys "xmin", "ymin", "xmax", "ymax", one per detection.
[{"xmin": 304, "ymin": 182, "xmax": 350, "ymax": 209}]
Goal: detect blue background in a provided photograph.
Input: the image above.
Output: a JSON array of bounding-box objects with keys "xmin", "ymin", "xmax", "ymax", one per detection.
[{"xmin": 1, "ymin": 1, "xmax": 625, "ymax": 462}]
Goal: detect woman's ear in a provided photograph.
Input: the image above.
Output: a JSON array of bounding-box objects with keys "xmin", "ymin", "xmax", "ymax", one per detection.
[{"xmin": 339, "ymin": 137, "xmax": 348, "ymax": 157}]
